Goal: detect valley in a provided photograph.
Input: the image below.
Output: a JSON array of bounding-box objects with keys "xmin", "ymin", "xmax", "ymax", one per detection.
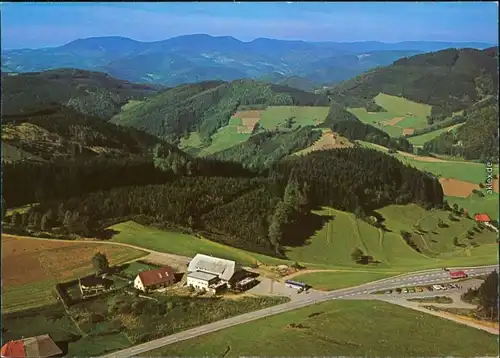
[{"xmin": 1, "ymin": 7, "xmax": 498, "ymax": 357}]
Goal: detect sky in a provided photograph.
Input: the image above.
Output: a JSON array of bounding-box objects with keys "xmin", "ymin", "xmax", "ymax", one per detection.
[{"xmin": 1, "ymin": 2, "xmax": 498, "ymax": 49}]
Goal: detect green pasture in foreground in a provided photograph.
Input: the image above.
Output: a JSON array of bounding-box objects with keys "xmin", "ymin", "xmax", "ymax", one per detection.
[
  {"xmin": 147, "ymin": 300, "xmax": 498, "ymax": 357},
  {"xmin": 259, "ymin": 106, "xmax": 329, "ymax": 130}
]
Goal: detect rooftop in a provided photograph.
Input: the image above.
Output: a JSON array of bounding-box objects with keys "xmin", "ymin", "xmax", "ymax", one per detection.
[
  {"xmin": 187, "ymin": 271, "xmax": 219, "ymax": 282},
  {"xmin": 138, "ymin": 266, "xmax": 175, "ymax": 287}
]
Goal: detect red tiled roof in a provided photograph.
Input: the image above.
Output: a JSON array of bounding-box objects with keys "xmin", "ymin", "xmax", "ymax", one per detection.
[
  {"xmin": 474, "ymin": 213, "xmax": 491, "ymax": 222},
  {"xmin": 1, "ymin": 340, "xmax": 25, "ymax": 358},
  {"xmin": 138, "ymin": 266, "xmax": 175, "ymax": 287}
]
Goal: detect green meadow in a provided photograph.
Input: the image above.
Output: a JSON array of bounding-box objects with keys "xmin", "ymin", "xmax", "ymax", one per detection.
[
  {"xmin": 348, "ymin": 93, "xmax": 432, "ymax": 138},
  {"xmin": 147, "ymin": 300, "xmax": 499, "ymax": 357},
  {"xmin": 259, "ymin": 106, "xmax": 329, "ymax": 130}
]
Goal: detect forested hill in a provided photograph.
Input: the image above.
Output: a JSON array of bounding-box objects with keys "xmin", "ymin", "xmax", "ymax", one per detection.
[
  {"xmin": 328, "ymin": 47, "xmax": 498, "ymax": 118},
  {"xmin": 111, "ymin": 79, "xmax": 330, "ymax": 144},
  {"xmin": 4, "ymin": 147, "xmax": 444, "ymax": 257},
  {"xmin": 422, "ymin": 96, "xmax": 499, "ymax": 162},
  {"xmin": 1, "ymin": 69, "xmax": 160, "ymax": 119},
  {"xmin": 1, "ymin": 105, "xmax": 184, "ymax": 162}
]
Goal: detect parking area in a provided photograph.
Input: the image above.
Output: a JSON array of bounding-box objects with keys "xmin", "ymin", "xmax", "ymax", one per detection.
[
  {"xmin": 374, "ymin": 279, "xmax": 483, "ymax": 297},
  {"xmin": 246, "ymin": 276, "xmax": 326, "ymax": 301}
]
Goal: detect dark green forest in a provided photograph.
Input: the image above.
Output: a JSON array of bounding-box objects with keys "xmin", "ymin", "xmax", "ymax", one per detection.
[
  {"xmin": 3, "ymin": 147, "xmax": 443, "ymax": 257},
  {"xmin": 2, "ymin": 69, "xmax": 159, "ymax": 118},
  {"xmin": 329, "ymin": 47, "xmax": 498, "ymax": 117},
  {"xmin": 422, "ymin": 98, "xmax": 499, "ymax": 162},
  {"xmin": 209, "ymin": 126, "xmax": 322, "ymax": 168}
]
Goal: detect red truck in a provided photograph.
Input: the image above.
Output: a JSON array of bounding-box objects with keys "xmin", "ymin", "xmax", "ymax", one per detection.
[{"xmin": 448, "ymin": 270, "xmax": 468, "ymax": 279}]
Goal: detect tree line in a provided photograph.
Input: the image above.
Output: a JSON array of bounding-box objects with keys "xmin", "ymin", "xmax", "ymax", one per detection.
[{"xmin": 4, "ymin": 147, "xmax": 443, "ymax": 258}]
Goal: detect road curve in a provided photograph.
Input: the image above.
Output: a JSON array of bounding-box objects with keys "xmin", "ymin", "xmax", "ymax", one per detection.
[{"xmin": 100, "ymin": 265, "xmax": 498, "ymax": 357}]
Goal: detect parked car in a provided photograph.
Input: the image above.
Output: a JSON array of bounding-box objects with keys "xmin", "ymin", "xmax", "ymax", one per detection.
[
  {"xmin": 401, "ymin": 288, "xmax": 408, "ymax": 293},
  {"xmin": 416, "ymin": 287, "xmax": 423, "ymax": 292},
  {"xmin": 439, "ymin": 284, "xmax": 447, "ymax": 290},
  {"xmin": 427, "ymin": 286, "xmax": 434, "ymax": 291},
  {"xmin": 432, "ymin": 285, "xmax": 441, "ymax": 290},
  {"xmin": 396, "ymin": 288, "xmax": 402, "ymax": 293},
  {"xmin": 409, "ymin": 288, "xmax": 416, "ymax": 293}
]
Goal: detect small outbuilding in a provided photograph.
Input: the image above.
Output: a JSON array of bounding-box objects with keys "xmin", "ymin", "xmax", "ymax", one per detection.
[
  {"xmin": 134, "ymin": 266, "xmax": 175, "ymax": 292},
  {"xmin": 79, "ymin": 276, "xmax": 113, "ymax": 295},
  {"xmin": 186, "ymin": 271, "xmax": 219, "ymax": 291}
]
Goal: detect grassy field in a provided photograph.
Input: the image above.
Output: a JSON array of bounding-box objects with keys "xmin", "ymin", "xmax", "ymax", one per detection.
[
  {"xmin": 1, "ymin": 235, "xmax": 147, "ymax": 313},
  {"xmin": 198, "ymin": 117, "xmax": 252, "ymax": 156},
  {"xmin": 285, "ymin": 205, "xmax": 497, "ymax": 272},
  {"xmin": 408, "ymin": 123, "xmax": 464, "ymax": 146},
  {"xmin": 293, "ymin": 271, "xmax": 395, "ymax": 291},
  {"xmin": 348, "ymin": 93, "xmax": 432, "ymax": 138},
  {"xmin": 259, "ymin": 106, "xmax": 329, "ymax": 130},
  {"xmin": 179, "ymin": 131, "xmax": 204, "ymax": 155},
  {"xmin": 358, "ymin": 140, "xmax": 499, "ymax": 184},
  {"xmin": 147, "ymin": 300, "xmax": 499, "ymax": 357},
  {"xmin": 108, "ymin": 203, "xmax": 497, "ymax": 282},
  {"xmin": 109, "ymin": 221, "xmax": 261, "ymax": 265},
  {"xmin": 375, "ymin": 93, "xmax": 432, "ymax": 119}
]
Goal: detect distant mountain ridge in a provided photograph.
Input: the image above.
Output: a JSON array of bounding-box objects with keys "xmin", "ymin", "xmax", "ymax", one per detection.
[{"xmin": 2, "ymin": 34, "xmax": 494, "ymax": 88}]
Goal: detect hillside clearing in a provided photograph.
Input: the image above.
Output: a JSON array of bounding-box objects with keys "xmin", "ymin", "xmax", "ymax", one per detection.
[
  {"xmin": 348, "ymin": 93, "xmax": 432, "ymax": 138},
  {"xmin": 439, "ymin": 178, "xmax": 480, "ymax": 198},
  {"xmin": 357, "ymin": 140, "xmax": 498, "ymax": 184},
  {"xmin": 375, "ymin": 93, "xmax": 432, "ymax": 119},
  {"xmin": 198, "ymin": 117, "xmax": 252, "ymax": 156},
  {"xmin": 1, "ymin": 235, "xmax": 146, "ymax": 312},
  {"xmin": 109, "ymin": 221, "xmax": 260, "ymax": 266},
  {"xmin": 147, "ymin": 300, "xmax": 498, "ymax": 357},
  {"xmin": 408, "ymin": 123, "xmax": 465, "ymax": 146},
  {"xmin": 259, "ymin": 106, "xmax": 329, "ymax": 130},
  {"xmin": 293, "ymin": 129, "xmax": 352, "ymax": 156},
  {"xmin": 231, "ymin": 110, "xmax": 263, "ymax": 134}
]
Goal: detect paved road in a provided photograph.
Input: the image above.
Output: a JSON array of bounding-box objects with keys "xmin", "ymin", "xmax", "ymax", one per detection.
[{"xmin": 100, "ymin": 265, "xmax": 498, "ymax": 357}]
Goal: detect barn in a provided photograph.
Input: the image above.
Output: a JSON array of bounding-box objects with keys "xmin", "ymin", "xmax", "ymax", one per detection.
[
  {"xmin": 186, "ymin": 254, "xmax": 242, "ymax": 291},
  {"xmin": 134, "ymin": 266, "xmax": 176, "ymax": 292}
]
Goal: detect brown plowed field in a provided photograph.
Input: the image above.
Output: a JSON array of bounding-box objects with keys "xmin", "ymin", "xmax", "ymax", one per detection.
[
  {"xmin": 402, "ymin": 128, "xmax": 415, "ymax": 136},
  {"xmin": 1, "ymin": 235, "xmax": 145, "ymax": 287},
  {"xmin": 1, "ymin": 234, "xmax": 146, "ymax": 311},
  {"xmin": 232, "ymin": 110, "xmax": 263, "ymax": 133},
  {"xmin": 439, "ymin": 178, "xmax": 480, "ymax": 197}
]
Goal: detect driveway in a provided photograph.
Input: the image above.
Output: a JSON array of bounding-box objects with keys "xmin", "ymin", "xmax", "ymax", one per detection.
[{"xmin": 247, "ymin": 276, "xmax": 327, "ymax": 301}]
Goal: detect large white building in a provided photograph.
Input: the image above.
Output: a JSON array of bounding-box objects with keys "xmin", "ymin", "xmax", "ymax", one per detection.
[{"xmin": 186, "ymin": 254, "xmax": 241, "ymax": 290}]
